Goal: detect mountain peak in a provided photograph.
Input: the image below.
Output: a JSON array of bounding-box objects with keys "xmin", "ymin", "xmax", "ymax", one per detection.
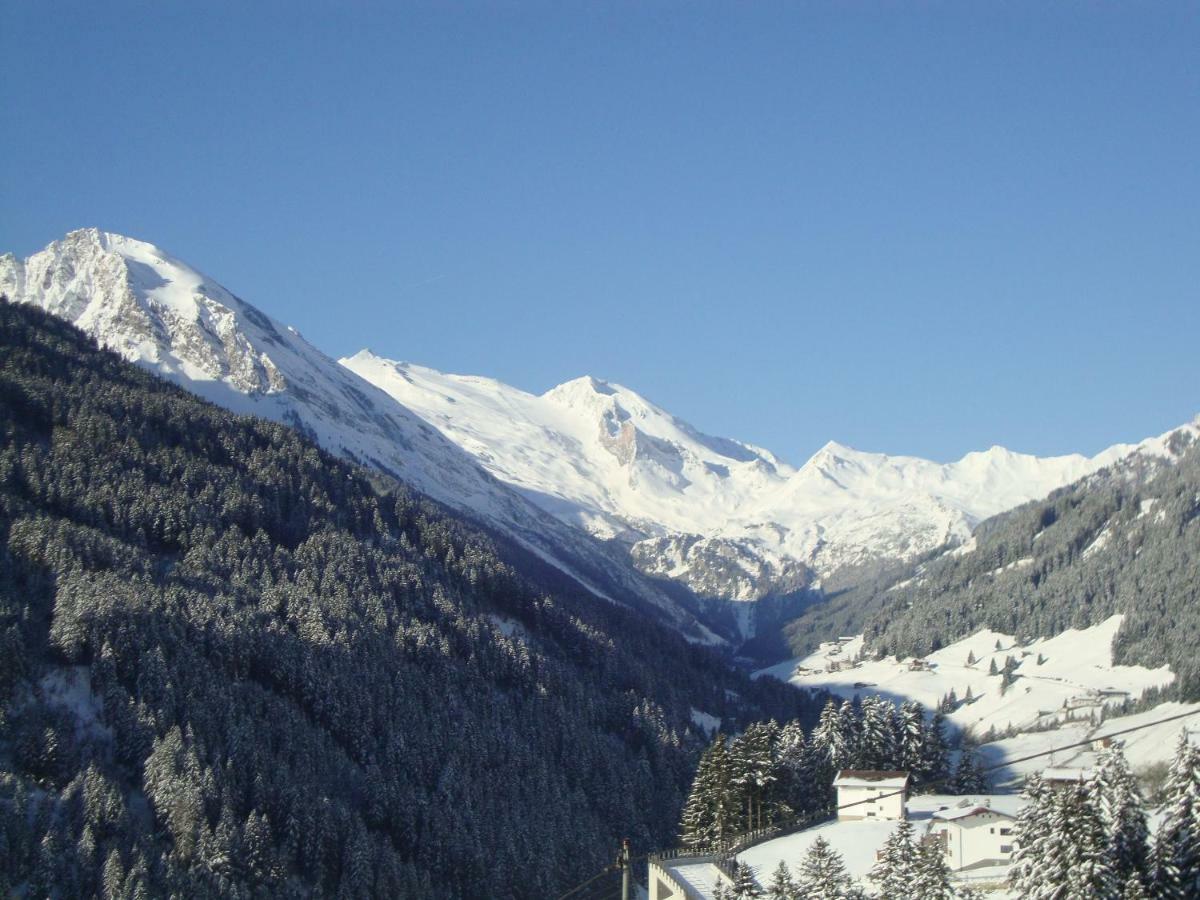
[{"xmin": 544, "ymin": 374, "xmax": 616, "ymax": 398}]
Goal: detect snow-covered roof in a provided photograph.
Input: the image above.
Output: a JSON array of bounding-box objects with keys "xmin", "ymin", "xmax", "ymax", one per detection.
[
  {"xmin": 834, "ymin": 769, "xmax": 910, "ymax": 788},
  {"xmin": 931, "ymin": 804, "xmax": 1015, "ymax": 823}
]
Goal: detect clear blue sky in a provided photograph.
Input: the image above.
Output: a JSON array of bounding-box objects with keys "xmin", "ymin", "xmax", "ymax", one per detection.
[{"xmin": 3, "ymin": 2, "xmax": 1197, "ymax": 464}]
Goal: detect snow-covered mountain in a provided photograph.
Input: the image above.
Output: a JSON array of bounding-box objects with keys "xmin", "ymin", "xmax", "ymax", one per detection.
[
  {"xmin": 0, "ymin": 229, "xmax": 719, "ymax": 640},
  {"xmin": 5, "ymin": 229, "xmax": 1195, "ymax": 642},
  {"xmin": 342, "ymin": 351, "xmax": 1194, "ymax": 601}
]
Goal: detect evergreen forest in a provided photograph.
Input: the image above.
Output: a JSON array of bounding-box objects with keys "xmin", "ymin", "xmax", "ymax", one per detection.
[{"xmin": 0, "ymin": 300, "xmax": 820, "ymax": 898}]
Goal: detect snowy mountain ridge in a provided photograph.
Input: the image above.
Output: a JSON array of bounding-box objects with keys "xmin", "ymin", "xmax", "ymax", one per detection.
[
  {"xmin": 342, "ymin": 350, "xmax": 1197, "ymax": 600},
  {"xmin": 4, "ymin": 229, "xmax": 1196, "ymax": 627},
  {"xmin": 0, "ymin": 228, "xmax": 719, "ymax": 640}
]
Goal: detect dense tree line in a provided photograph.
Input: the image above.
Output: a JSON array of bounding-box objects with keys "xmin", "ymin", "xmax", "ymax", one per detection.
[
  {"xmin": 0, "ymin": 299, "xmax": 821, "ymax": 898},
  {"xmin": 678, "ymin": 697, "xmax": 958, "ymax": 849},
  {"xmin": 1009, "ymin": 736, "xmax": 1200, "ymax": 899},
  {"xmin": 790, "ymin": 430, "xmax": 1200, "ymax": 698}
]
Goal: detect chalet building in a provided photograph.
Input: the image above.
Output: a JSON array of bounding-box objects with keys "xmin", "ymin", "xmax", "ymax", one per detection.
[
  {"xmin": 927, "ymin": 801, "xmax": 1017, "ymax": 870},
  {"xmin": 833, "ymin": 770, "xmax": 910, "ymax": 821}
]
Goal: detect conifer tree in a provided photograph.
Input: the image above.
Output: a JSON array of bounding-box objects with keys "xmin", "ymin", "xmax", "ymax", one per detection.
[
  {"xmin": 810, "ymin": 701, "xmax": 843, "ymax": 771},
  {"xmin": 730, "ymin": 859, "xmax": 762, "ymax": 898},
  {"xmin": 940, "ymin": 688, "xmax": 958, "ymax": 714},
  {"xmin": 859, "ymin": 696, "xmax": 899, "ymax": 770},
  {"xmin": 680, "ymin": 735, "xmax": 742, "ymax": 848},
  {"xmin": 1058, "ymin": 781, "xmax": 1118, "ymax": 899},
  {"xmin": 921, "ymin": 712, "xmax": 951, "ymax": 789},
  {"xmin": 766, "ymin": 860, "xmax": 796, "ymax": 900},
  {"xmin": 839, "ymin": 699, "xmax": 863, "ymax": 767},
  {"xmin": 1093, "ymin": 745, "xmax": 1149, "ymax": 885},
  {"xmin": 796, "ymin": 837, "xmax": 857, "ymax": 900},
  {"xmin": 775, "ymin": 720, "xmax": 814, "ymax": 820},
  {"xmin": 1009, "ymin": 774, "xmax": 1055, "ymax": 899},
  {"xmin": 1151, "ymin": 733, "xmax": 1200, "ymax": 899},
  {"xmin": 949, "ymin": 748, "xmax": 988, "ymax": 795},
  {"xmin": 869, "ymin": 819, "xmax": 917, "ymax": 897},
  {"xmin": 898, "ymin": 701, "xmax": 926, "ymax": 774},
  {"xmin": 1121, "ymin": 873, "xmax": 1149, "ymax": 900},
  {"xmin": 912, "ymin": 835, "xmax": 956, "ymax": 900},
  {"xmin": 732, "ymin": 722, "xmax": 779, "ymax": 831}
]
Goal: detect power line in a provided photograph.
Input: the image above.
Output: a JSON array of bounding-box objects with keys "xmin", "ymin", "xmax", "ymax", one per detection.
[{"xmin": 554, "ymin": 705, "xmax": 1200, "ymax": 900}]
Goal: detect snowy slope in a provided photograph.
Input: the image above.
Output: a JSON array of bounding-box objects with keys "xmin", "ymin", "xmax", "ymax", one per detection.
[
  {"xmin": 758, "ymin": 616, "xmax": 1175, "ymax": 743},
  {"xmin": 0, "ymin": 229, "xmax": 718, "ymax": 639},
  {"xmin": 343, "ymin": 351, "xmax": 1195, "ymax": 600}
]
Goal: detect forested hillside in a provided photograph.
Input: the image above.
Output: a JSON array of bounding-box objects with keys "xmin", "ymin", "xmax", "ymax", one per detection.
[
  {"xmin": 0, "ymin": 300, "xmax": 817, "ymax": 898},
  {"xmin": 861, "ymin": 434, "xmax": 1200, "ymax": 698}
]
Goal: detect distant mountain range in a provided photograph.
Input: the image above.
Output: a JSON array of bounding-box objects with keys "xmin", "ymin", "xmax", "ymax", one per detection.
[{"xmin": 4, "ymin": 229, "xmax": 1196, "ymax": 643}]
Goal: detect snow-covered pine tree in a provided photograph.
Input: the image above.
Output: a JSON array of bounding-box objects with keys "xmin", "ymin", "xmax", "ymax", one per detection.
[
  {"xmin": 1093, "ymin": 744, "xmax": 1149, "ymax": 886},
  {"xmin": 729, "ymin": 859, "xmax": 762, "ymax": 898},
  {"xmin": 795, "ymin": 837, "xmax": 858, "ymax": 900},
  {"xmin": 921, "ymin": 712, "xmax": 951, "ymax": 789},
  {"xmin": 1009, "ymin": 774, "xmax": 1057, "ymax": 899},
  {"xmin": 859, "ymin": 696, "xmax": 899, "ymax": 770},
  {"xmin": 710, "ymin": 738, "xmax": 744, "ymax": 845},
  {"xmin": 730, "ymin": 721, "xmax": 780, "ymax": 831},
  {"xmin": 940, "ymin": 688, "xmax": 958, "ymax": 714},
  {"xmin": 868, "ymin": 819, "xmax": 917, "ymax": 898},
  {"xmin": 774, "ymin": 720, "xmax": 812, "ymax": 820},
  {"xmin": 680, "ymin": 739, "xmax": 720, "ymax": 848},
  {"xmin": 1150, "ymin": 732, "xmax": 1200, "ymax": 900},
  {"xmin": 839, "ymin": 699, "xmax": 863, "ymax": 768},
  {"xmin": 766, "ymin": 860, "xmax": 796, "ymax": 900},
  {"xmin": 680, "ymin": 777, "xmax": 712, "ymax": 849},
  {"xmin": 1057, "ymin": 780, "xmax": 1118, "ymax": 899},
  {"xmin": 680, "ymin": 735, "xmax": 743, "ymax": 848},
  {"xmin": 804, "ymin": 718, "xmax": 838, "ymax": 810},
  {"xmin": 949, "ymin": 748, "xmax": 988, "ymax": 795},
  {"xmin": 899, "ymin": 700, "xmax": 926, "ymax": 775},
  {"xmin": 1121, "ymin": 873, "xmax": 1149, "ymax": 900},
  {"xmin": 810, "ymin": 701, "xmax": 843, "ymax": 771},
  {"xmin": 911, "ymin": 833, "xmax": 956, "ymax": 900}
]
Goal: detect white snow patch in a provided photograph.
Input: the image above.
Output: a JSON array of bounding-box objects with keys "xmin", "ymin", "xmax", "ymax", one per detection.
[
  {"xmin": 759, "ymin": 616, "xmax": 1173, "ymax": 744},
  {"xmin": 690, "ymin": 708, "xmax": 722, "ymax": 735},
  {"xmin": 1081, "ymin": 527, "xmax": 1111, "ymax": 560}
]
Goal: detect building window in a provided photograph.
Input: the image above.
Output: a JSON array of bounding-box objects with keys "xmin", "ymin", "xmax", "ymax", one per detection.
[
  {"xmin": 989, "ymin": 827, "xmax": 995, "ymax": 834},
  {"xmin": 1000, "ymin": 828, "xmax": 1012, "ymax": 836},
  {"xmin": 1000, "ymin": 845, "xmax": 1013, "ymax": 854}
]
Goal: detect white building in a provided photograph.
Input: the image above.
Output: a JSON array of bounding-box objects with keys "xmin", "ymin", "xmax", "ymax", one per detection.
[
  {"xmin": 647, "ymin": 778, "xmax": 1027, "ymax": 899},
  {"xmin": 927, "ymin": 801, "xmax": 1018, "ymax": 871},
  {"xmin": 833, "ymin": 770, "xmax": 910, "ymax": 821}
]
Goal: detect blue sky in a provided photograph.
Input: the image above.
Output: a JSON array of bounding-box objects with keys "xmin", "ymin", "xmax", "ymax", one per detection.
[{"xmin": 2, "ymin": 2, "xmax": 1197, "ymax": 463}]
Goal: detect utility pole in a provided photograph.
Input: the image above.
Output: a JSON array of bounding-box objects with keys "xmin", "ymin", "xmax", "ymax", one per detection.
[{"xmin": 617, "ymin": 838, "xmax": 631, "ymax": 900}]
